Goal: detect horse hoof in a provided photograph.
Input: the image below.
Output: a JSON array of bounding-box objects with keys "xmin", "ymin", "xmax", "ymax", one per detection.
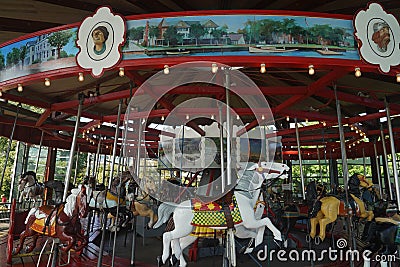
[
  {"xmin": 315, "ymin": 236, "xmax": 321, "ymax": 245},
  {"xmin": 305, "ymin": 235, "xmax": 311, "ymax": 243},
  {"xmin": 157, "ymin": 256, "xmax": 163, "ymax": 267},
  {"xmin": 170, "ymin": 255, "xmax": 178, "ymax": 266}
]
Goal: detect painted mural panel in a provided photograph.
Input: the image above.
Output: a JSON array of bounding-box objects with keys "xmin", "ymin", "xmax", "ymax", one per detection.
[{"xmin": 0, "ymin": 14, "xmax": 359, "ymax": 82}]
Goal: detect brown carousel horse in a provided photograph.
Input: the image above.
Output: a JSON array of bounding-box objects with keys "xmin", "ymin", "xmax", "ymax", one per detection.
[
  {"xmin": 13, "ymin": 185, "xmax": 89, "ymax": 254},
  {"xmin": 127, "ymin": 176, "xmax": 158, "ymax": 228},
  {"xmin": 306, "ymin": 173, "xmax": 375, "ymax": 243}
]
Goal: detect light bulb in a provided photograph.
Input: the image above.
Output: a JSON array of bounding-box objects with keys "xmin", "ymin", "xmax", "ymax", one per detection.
[
  {"xmin": 119, "ymin": 67, "xmax": 125, "ymax": 77},
  {"xmin": 261, "ymin": 114, "xmax": 265, "ymax": 120},
  {"xmin": 186, "ymin": 114, "xmax": 189, "ymax": 120},
  {"xmin": 397, "ymin": 74, "xmax": 400, "ymax": 83},
  {"xmin": 355, "ymin": 67, "xmax": 361, "ymax": 77},
  {"xmin": 308, "ymin": 65, "xmax": 315, "ymax": 75},
  {"xmin": 164, "ymin": 65, "xmax": 169, "ymax": 75},
  {"xmin": 236, "ymin": 114, "xmax": 240, "ymax": 120},
  {"xmin": 78, "ymin": 73, "xmax": 84, "ymax": 82},
  {"xmin": 211, "ymin": 63, "xmax": 218, "ymax": 74},
  {"xmin": 322, "ymin": 121, "xmax": 326, "ymax": 126},
  {"xmin": 305, "ymin": 118, "xmax": 308, "ymax": 123},
  {"xmin": 44, "ymin": 78, "xmax": 50, "ymax": 86},
  {"xmin": 17, "ymin": 84, "xmax": 23, "ymax": 92},
  {"xmin": 211, "ymin": 114, "xmax": 215, "ymax": 120},
  {"xmin": 97, "ymin": 124, "xmax": 101, "ymax": 128},
  {"xmin": 161, "ymin": 115, "xmax": 165, "ymax": 121},
  {"xmin": 260, "ymin": 63, "xmax": 266, "ymax": 74},
  {"xmin": 0, "ymin": 91, "xmax": 3, "ymax": 97}
]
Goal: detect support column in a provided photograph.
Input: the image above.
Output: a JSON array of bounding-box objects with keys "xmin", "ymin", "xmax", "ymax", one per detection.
[
  {"xmin": 44, "ymin": 147, "xmax": 57, "ymax": 205},
  {"xmin": 329, "ymin": 158, "xmax": 338, "ymax": 194}
]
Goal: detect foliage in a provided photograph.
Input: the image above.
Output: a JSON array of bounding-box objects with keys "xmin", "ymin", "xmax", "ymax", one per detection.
[
  {"xmin": 47, "ymin": 30, "xmax": 73, "ymax": 59},
  {"xmin": 0, "ymin": 53, "xmax": 4, "ymax": 69},
  {"xmin": 128, "ymin": 26, "xmax": 145, "ymax": 42},
  {"xmin": 0, "ymin": 138, "xmax": 17, "ymax": 198},
  {"xmin": 163, "ymin": 26, "xmax": 183, "ymax": 46},
  {"xmin": 189, "ymin": 23, "xmax": 206, "ymax": 46},
  {"xmin": 19, "ymin": 46, "xmax": 27, "ymax": 67},
  {"xmin": 149, "ymin": 25, "xmax": 159, "ymax": 39}
]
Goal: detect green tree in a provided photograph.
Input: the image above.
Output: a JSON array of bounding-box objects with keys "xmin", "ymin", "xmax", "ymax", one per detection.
[
  {"xmin": 0, "ymin": 138, "xmax": 17, "ymax": 198},
  {"xmin": 189, "ymin": 23, "xmax": 205, "ymax": 46},
  {"xmin": 19, "ymin": 45, "xmax": 27, "ymax": 68},
  {"xmin": 163, "ymin": 26, "xmax": 183, "ymax": 46},
  {"xmin": 47, "ymin": 30, "xmax": 73, "ymax": 59},
  {"xmin": 128, "ymin": 27, "xmax": 145, "ymax": 42},
  {"xmin": 11, "ymin": 47, "xmax": 20, "ymax": 65},
  {"xmin": 0, "ymin": 53, "xmax": 5, "ymax": 69}
]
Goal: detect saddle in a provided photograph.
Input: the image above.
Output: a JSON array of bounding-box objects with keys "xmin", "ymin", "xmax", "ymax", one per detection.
[{"xmin": 30, "ymin": 205, "xmax": 61, "ymax": 236}]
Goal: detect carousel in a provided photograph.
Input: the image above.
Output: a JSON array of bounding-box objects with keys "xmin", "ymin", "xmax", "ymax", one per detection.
[{"xmin": 0, "ymin": 1, "xmax": 399, "ymax": 267}]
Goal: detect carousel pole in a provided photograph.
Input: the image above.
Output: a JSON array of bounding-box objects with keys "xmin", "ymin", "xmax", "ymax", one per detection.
[
  {"xmin": 380, "ymin": 125, "xmax": 393, "ymax": 200},
  {"xmin": 373, "ymin": 141, "xmax": 383, "ymax": 197},
  {"xmin": 73, "ymin": 146, "xmax": 80, "ymax": 185},
  {"xmin": 34, "ymin": 131, "xmax": 44, "ymax": 173},
  {"xmin": 52, "ymin": 97, "xmax": 83, "ymax": 267},
  {"xmin": 218, "ymin": 102, "xmax": 225, "ymax": 192},
  {"xmin": 0, "ymin": 103, "xmax": 20, "ymax": 190},
  {"xmin": 97, "ymin": 99, "xmax": 123, "ymax": 267},
  {"xmin": 224, "ymin": 68, "xmax": 232, "ymax": 187},
  {"xmin": 131, "ymin": 113, "xmax": 143, "ymax": 266},
  {"xmin": 295, "ymin": 118, "xmax": 306, "ymax": 200},
  {"xmin": 385, "ymin": 98, "xmax": 400, "ymax": 208},
  {"xmin": 9, "ymin": 142, "xmax": 21, "ymax": 202},
  {"xmin": 334, "ymin": 84, "xmax": 355, "ymax": 265},
  {"xmin": 111, "ymin": 127, "xmax": 125, "ymax": 267},
  {"xmin": 93, "ymin": 135, "xmax": 102, "ymax": 177},
  {"xmin": 362, "ymin": 148, "xmax": 366, "ymax": 177}
]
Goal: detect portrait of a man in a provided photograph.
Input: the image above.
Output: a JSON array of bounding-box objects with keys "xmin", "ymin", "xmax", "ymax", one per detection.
[
  {"xmin": 92, "ymin": 26, "xmax": 109, "ymax": 55},
  {"xmin": 371, "ymin": 22, "xmax": 390, "ymax": 52}
]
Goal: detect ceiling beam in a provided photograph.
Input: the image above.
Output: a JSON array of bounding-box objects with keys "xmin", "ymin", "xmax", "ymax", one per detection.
[{"xmin": 0, "ymin": 16, "xmax": 61, "ymax": 33}]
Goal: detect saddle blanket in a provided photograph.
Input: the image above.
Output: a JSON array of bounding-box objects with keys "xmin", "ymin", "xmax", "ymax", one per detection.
[
  {"xmin": 29, "ymin": 205, "xmax": 59, "ymax": 236},
  {"xmin": 191, "ymin": 195, "xmax": 242, "ymax": 228}
]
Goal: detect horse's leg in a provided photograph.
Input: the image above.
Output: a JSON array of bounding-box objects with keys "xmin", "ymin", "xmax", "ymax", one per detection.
[
  {"xmin": 161, "ymin": 203, "xmax": 193, "ymax": 264},
  {"xmin": 177, "ymin": 235, "xmax": 198, "ymax": 267},
  {"xmin": 13, "ymin": 227, "xmax": 36, "ymax": 254},
  {"xmin": 318, "ymin": 200, "xmax": 339, "ymax": 241},
  {"xmin": 25, "ymin": 232, "xmax": 40, "ymax": 253},
  {"xmin": 58, "ymin": 227, "xmax": 76, "ymax": 252},
  {"xmin": 235, "ymin": 193, "xmax": 281, "ymax": 241},
  {"xmin": 310, "ymin": 211, "xmax": 324, "ymax": 239}
]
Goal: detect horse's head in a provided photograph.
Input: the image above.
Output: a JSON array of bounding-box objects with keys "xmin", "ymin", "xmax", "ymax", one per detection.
[
  {"xmin": 257, "ymin": 162, "xmax": 289, "ymax": 180},
  {"xmin": 305, "ymin": 181, "xmax": 318, "ymax": 203}
]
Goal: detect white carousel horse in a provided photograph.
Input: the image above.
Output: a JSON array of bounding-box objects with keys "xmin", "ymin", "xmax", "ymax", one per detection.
[
  {"xmin": 86, "ymin": 171, "xmax": 133, "ymax": 231},
  {"xmin": 17, "ymin": 171, "xmax": 44, "ymax": 203},
  {"xmin": 155, "ymin": 161, "xmax": 289, "ymax": 266}
]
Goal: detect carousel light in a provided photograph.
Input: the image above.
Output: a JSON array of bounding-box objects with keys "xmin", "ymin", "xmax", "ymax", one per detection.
[
  {"xmin": 78, "ymin": 72, "xmax": 84, "ymax": 82},
  {"xmin": 236, "ymin": 114, "xmax": 240, "ymax": 120},
  {"xmin": 348, "ymin": 145, "xmax": 351, "ymax": 149},
  {"xmin": 322, "ymin": 121, "xmax": 326, "ymax": 126},
  {"xmin": 119, "ymin": 67, "xmax": 125, "ymax": 77},
  {"xmin": 261, "ymin": 114, "xmax": 265, "ymax": 120},
  {"xmin": 350, "ymin": 125, "xmax": 355, "ymax": 130},
  {"xmin": 211, "ymin": 114, "xmax": 215, "ymax": 120},
  {"xmin": 355, "ymin": 129, "xmax": 359, "ymax": 133},
  {"xmin": 0, "ymin": 90, "xmax": 2, "ymax": 97},
  {"xmin": 332, "ymin": 148, "xmax": 335, "ymax": 152},
  {"xmin": 44, "ymin": 78, "xmax": 51, "ymax": 86},
  {"xmin": 92, "ymin": 127, "xmax": 95, "ymax": 132},
  {"xmin": 142, "ymin": 118, "xmax": 145, "ymax": 124},
  {"xmin": 352, "ymin": 143, "xmax": 355, "ymax": 147},
  {"xmin": 354, "ymin": 67, "xmax": 361, "ymax": 77},
  {"xmin": 163, "ymin": 65, "xmax": 170, "ymax": 75},
  {"xmin": 17, "ymin": 83, "xmax": 23, "ymax": 92},
  {"xmin": 161, "ymin": 115, "xmax": 165, "ymax": 121},
  {"xmin": 211, "ymin": 63, "xmax": 218, "ymax": 74},
  {"xmin": 308, "ymin": 65, "xmax": 315, "ymax": 75},
  {"xmin": 357, "ymin": 140, "xmax": 360, "ymax": 144},
  {"xmin": 260, "ymin": 63, "xmax": 266, "ymax": 74},
  {"xmin": 286, "ymin": 116, "xmax": 290, "ymax": 121},
  {"xmin": 186, "ymin": 114, "xmax": 189, "ymax": 120},
  {"xmin": 397, "ymin": 74, "xmax": 400, "ymax": 83},
  {"xmin": 97, "ymin": 124, "xmax": 101, "ymax": 128},
  {"xmin": 305, "ymin": 118, "xmax": 308, "ymax": 123}
]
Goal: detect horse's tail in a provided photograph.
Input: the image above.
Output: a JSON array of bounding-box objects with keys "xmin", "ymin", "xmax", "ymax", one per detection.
[{"xmin": 153, "ymin": 202, "xmax": 175, "ymax": 229}]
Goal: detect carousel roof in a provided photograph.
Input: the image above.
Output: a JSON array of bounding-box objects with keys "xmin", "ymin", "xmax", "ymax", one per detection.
[{"xmin": 0, "ymin": 0, "xmax": 399, "ymax": 160}]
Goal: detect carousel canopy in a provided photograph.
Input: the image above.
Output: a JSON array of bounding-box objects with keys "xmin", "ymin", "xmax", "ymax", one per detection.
[{"xmin": 0, "ymin": 0, "xmax": 399, "ymax": 160}]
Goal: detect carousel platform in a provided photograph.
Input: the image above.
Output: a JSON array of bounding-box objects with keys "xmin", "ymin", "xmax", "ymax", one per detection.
[{"xmin": 1, "ymin": 213, "xmax": 389, "ymax": 267}]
